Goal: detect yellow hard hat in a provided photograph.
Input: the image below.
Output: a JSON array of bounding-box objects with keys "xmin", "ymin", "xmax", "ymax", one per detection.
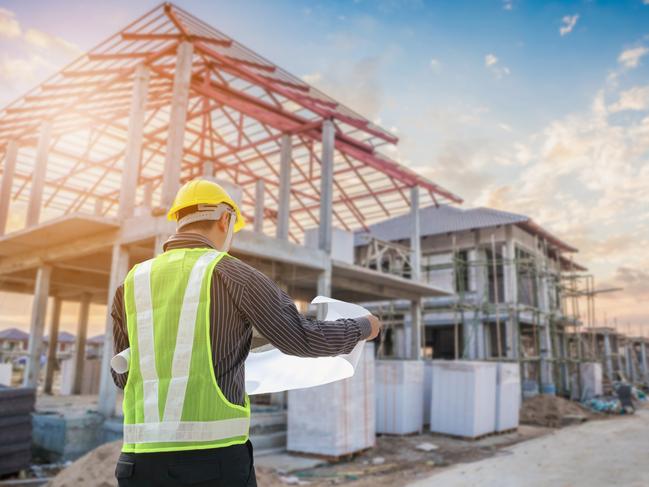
[{"xmin": 167, "ymin": 179, "xmax": 246, "ymax": 232}]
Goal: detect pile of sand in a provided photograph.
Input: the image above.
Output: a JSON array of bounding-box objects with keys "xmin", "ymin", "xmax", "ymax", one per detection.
[
  {"xmin": 520, "ymin": 395, "xmax": 591, "ymax": 428},
  {"xmin": 48, "ymin": 440, "xmax": 121, "ymax": 487}
]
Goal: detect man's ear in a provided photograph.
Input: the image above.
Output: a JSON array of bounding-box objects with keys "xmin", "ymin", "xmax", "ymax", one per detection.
[{"xmin": 216, "ymin": 212, "xmax": 230, "ymax": 232}]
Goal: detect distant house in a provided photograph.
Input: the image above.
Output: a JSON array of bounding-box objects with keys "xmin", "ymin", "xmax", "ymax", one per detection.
[
  {"xmin": 0, "ymin": 328, "xmax": 29, "ymax": 352},
  {"xmin": 44, "ymin": 331, "xmax": 77, "ymax": 354},
  {"xmin": 86, "ymin": 334, "xmax": 105, "ymax": 357}
]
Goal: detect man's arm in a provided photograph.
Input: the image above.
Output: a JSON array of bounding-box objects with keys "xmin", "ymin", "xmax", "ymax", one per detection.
[
  {"xmin": 111, "ymin": 284, "xmax": 129, "ymax": 389},
  {"xmin": 237, "ymin": 261, "xmax": 376, "ymax": 357}
]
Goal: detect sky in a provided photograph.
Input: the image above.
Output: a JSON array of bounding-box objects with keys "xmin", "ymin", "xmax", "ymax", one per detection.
[{"xmin": 0, "ymin": 0, "xmax": 648, "ymax": 336}]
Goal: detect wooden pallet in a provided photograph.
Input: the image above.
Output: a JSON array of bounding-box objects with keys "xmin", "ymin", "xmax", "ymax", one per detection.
[
  {"xmin": 287, "ymin": 447, "xmax": 373, "ymax": 463},
  {"xmin": 433, "ymin": 428, "xmax": 518, "ymax": 441}
]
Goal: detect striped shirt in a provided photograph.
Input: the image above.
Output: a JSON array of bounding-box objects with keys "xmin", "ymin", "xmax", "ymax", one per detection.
[{"xmin": 111, "ymin": 232, "xmax": 371, "ymax": 406}]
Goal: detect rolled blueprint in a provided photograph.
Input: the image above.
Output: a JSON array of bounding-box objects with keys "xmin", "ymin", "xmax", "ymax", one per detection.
[
  {"xmin": 244, "ymin": 296, "xmax": 368, "ymax": 395},
  {"xmin": 110, "ymin": 296, "xmax": 369, "ymax": 394},
  {"xmin": 110, "ymin": 348, "xmax": 131, "ymax": 374}
]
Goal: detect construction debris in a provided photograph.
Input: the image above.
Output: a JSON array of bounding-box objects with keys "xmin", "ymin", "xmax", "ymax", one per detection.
[
  {"xmin": 47, "ymin": 440, "xmax": 120, "ymax": 487},
  {"xmin": 415, "ymin": 442, "xmax": 439, "ymax": 452},
  {"xmin": 520, "ymin": 395, "xmax": 593, "ymax": 428}
]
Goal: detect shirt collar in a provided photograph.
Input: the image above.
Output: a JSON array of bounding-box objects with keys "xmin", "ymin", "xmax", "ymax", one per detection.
[{"xmin": 162, "ymin": 232, "xmax": 217, "ymax": 252}]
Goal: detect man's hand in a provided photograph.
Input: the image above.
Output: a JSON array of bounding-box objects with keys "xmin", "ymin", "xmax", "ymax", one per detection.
[{"xmin": 365, "ymin": 314, "xmax": 382, "ymax": 341}]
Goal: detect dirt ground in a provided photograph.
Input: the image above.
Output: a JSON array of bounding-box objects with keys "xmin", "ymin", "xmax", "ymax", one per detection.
[
  {"xmin": 255, "ymin": 426, "xmax": 550, "ymax": 486},
  {"xmin": 46, "ymin": 399, "xmax": 630, "ymax": 487},
  {"xmin": 407, "ymin": 409, "xmax": 649, "ymax": 487}
]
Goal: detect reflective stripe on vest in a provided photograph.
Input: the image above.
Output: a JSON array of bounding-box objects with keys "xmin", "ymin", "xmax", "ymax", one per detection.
[{"xmin": 122, "ymin": 249, "xmax": 250, "ymax": 448}]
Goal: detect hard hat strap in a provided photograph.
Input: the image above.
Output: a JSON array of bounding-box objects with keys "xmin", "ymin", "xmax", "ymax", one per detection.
[{"xmin": 176, "ymin": 204, "xmax": 234, "ymax": 230}]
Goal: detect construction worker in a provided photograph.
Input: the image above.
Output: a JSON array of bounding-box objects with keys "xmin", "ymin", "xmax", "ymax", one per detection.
[{"xmin": 111, "ymin": 178, "xmax": 381, "ymax": 486}]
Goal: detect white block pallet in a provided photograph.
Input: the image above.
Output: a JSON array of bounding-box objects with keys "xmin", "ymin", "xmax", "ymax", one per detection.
[
  {"xmin": 430, "ymin": 361, "xmax": 497, "ymax": 439},
  {"xmin": 579, "ymin": 362, "xmax": 603, "ymax": 399},
  {"xmin": 495, "ymin": 362, "xmax": 520, "ymax": 432},
  {"xmin": 375, "ymin": 360, "xmax": 423, "ymax": 435},
  {"xmin": 287, "ymin": 342, "xmax": 375, "ymax": 458}
]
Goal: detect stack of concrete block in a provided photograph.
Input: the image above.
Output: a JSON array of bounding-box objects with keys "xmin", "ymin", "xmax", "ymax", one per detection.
[
  {"xmin": 60, "ymin": 358, "xmax": 101, "ymax": 395},
  {"xmin": 495, "ymin": 363, "xmax": 520, "ymax": 432},
  {"xmin": 375, "ymin": 360, "xmax": 423, "ymax": 435},
  {"xmin": 580, "ymin": 362, "xmax": 603, "ymax": 399},
  {"xmin": 287, "ymin": 342, "xmax": 375, "ymax": 457},
  {"xmin": 430, "ymin": 361, "xmax": 497, "ymax": 438}
]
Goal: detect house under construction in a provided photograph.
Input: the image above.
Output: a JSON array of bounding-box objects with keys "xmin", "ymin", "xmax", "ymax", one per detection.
[
  {"xmin": 353, "ymin": 204, "xmax": 637, "ymax": 398},
  {"xmin": 0, "ymin": 2, "xmax": 462, "ymax": 422}
]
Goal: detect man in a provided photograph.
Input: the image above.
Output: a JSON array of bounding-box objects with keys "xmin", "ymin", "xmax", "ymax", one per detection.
[{"xmin": 111, "ymin": 178, "xmax": 381, "ymax": 486}]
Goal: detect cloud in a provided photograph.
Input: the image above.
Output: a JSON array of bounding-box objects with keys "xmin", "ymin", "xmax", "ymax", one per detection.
[
  {"xmin": 559, "ymin": 14, "xmax": 579, "ymax": 36},
  {"xmin": 609, "ymin": 85, "xmax": 649, "ymax": 112},
  {"xmin": 503, "ymin": 0, "xmax": 514, "ymax": 11},
  {"xmin": 24, "ymin": 28, "xmax": 82, "ymax": 57},
  {"xmin": 0, "ymin": 53, "xmax": 56, "ymax": 88},
  {"xmin": 618, "ymin": 46, "xmax": 649, "ymax": 69},
  {"xmin": 484, "ymin": 53, "xmax": 510, "ymax": 78},
  {"xmin": 429, "ymin": 58, "xmax": 441, "ymax": 72},
  {"xmin": 300, "ymin": 56, "xmax": 384, "ymax": 120},
  {"xmin": 0, "ymin": 7, "xmax": 21, "ymax": 38}
]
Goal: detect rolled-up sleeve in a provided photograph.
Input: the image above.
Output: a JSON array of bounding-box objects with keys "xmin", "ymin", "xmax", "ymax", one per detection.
[{"xmin": 239, "ymin": 265, "xmax": 371, "ymax": 357}]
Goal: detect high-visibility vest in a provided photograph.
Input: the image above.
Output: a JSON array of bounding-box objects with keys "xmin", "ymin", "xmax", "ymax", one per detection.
[{"xmin": 121, "ymin": 248, "xmax": 250, "ymax": 453}]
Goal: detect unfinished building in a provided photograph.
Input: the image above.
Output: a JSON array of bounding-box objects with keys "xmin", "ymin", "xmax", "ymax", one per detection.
[
  {"xmin": 0, "ymin": 2, "xmax": 462, "ymax": 451},
  {"xmin": 355, "ymin": 204, "xmax": 591, "ymax": 397}
]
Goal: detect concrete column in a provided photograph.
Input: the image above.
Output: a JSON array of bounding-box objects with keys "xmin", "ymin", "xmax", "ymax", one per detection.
[
  {"xmin": 0, "ymin": 140, "xmax": 18, "ymax": 236},
  {"xmin": 94, "ymin": 197, "xmax": 104, "ymax": 216},
  {"xmin": 318, "ymin": 120, "xmax": 334, "ymax": 254},
  {"xmin": 640, "ymin": 342, "xmax": 648, "ymax": 381},
  {"xmin": 118, "ymin": 64, "xmax": 150, "ymax": 219},
  {"xmin": 98, "ymin": 244, "xmax": 130, "ymax": 417},
  {"xmin": 410, "ymin": 186, "xmax": 421, "ymax": 281},
  {"xmin": 316, "ymin": 263, "xmax": 332, "ymax": 320},
  {"xmin": 539, "ymin": 318, "xmax": 555, "ymax": 394},
  {"xmin": 143, "ymin": 181, "xmax": 154, "ymax": 209},
  {"xmin": 26, "ymin": 122, "xmax": 52, "ymax": 227},
  {"xmin": 503, "ymin": 228, "xmax": 518, "ymax": 303},
  {"xmin": 72, "ymin": 293, "xmax": 91, "ymax": 395},
  {"xmin": 24, "ymin": 265, "xmax": 52, "ymax": 388},
  {"xmin": 161, "ymin": 41, "xmax": 194, "ymax": 210},
  {"xmin": 626, "ymin": 344, "xmax": 635, "ymax": 382},
  {"xmin": 276, "ymin": 134, "xmax": 292, "ymax": 240},
  {"xmin": 411, "ymin": 299, "xmax": 422, "ymax": 359},
  {"xmin": 43, "ymin": 297, "xmax": 62, "ymax": 394},
  {"xmin": 603, "ymin": 333, "xmax": 614, "ymax": 380},
  {"xmin": 254, "ymin": 179, "xmax": 265, "ymax": 233},
  {"xmin": 202, "ymin": 160, "xmax": 214, "ymax": 178}
]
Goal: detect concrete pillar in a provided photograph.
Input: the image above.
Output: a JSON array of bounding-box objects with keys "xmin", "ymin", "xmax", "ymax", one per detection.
[
  {"xmin": 640, "ymin": 342, "xmax": 648, "ymax": 381},
  {"xmin": 94, "ymin": 197, "xmax": 104, "ymax": 216},
  {"xmin": 318, "ymin": 120, "xmax": 334, "ymax": 254},
  {"xmin": 143, "ymin": 181, "xmax": 154, "ymax": 208},
  {"xmin": 410, "ymin": 186, "xmax": 421, "ymax": 281},
  {"xmin": 603, "ymin": 333, "xmax": 614, "ymax": 380},
  {"xmin": 0, "ymin": 140, "xmax": 18, "ymax": 236},
  {"xmin": 43, "ymin": 297, "xmax": 62, "ymax": 394},
  {"xmin": 276, "ymin": 134, "xmax": 292, "ymax": 240},
  {"xmin": 539, "ymin": 318, "xmax": 555, "ymax": 394},
  {"xmin": 626, "ymin": 344, "xmax": 635, "ymax": 382},
  {"xmin": 24, "ymin": 265, "xmax": 52, "ymax": 388},
  {"xmin": 254, "ymin": 179, "xmax": 265, "ymax": 233},
  {"xmin": 98, "ymin": 244, "xmax": 130, "ymax": 417},
  {"xmin": 72, "ymin": 293, "xmax": 91, "ymax": 395},
  {"xmin": 26, "ymin": 122, "xmax": 52, "ymax": 227},
  {"xmin": 411, "ymin": 299, "xmax": 422, "ymax": 359},
  {"xmin": 316, "ymin": 264, "xmax": 332, "ymax": 320},
  {"xmin": 161, "ymin": 41, "xmax": 194, "ymax": 210},
  {"xmin": 202, "ymin": 160, "xmax": 214, "ymax": 178},
  {"xmin": 118, "ymin": 64, "xmax": 150, "ymax": 219}
]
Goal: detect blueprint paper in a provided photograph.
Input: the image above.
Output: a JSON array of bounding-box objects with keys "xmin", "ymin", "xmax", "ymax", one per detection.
[
  {"xmin": 245, "ymin": 296, "xmax": 368, "ymax": 395},
  {"xmin": 111, "ymin": 296, "xmax": 369, "ymax": 395}
]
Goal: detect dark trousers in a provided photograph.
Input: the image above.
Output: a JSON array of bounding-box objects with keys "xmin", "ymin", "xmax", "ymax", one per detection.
[{"xmin": 115, "ymin": 440, "xmax": 257, "ymax": 486}]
